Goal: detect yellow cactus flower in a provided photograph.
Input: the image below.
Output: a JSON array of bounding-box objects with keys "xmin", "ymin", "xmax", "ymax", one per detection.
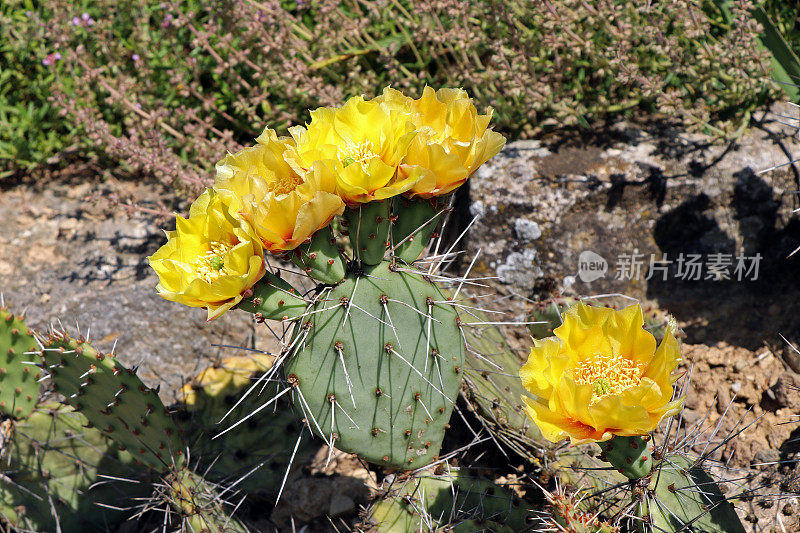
[
  {"xmin": 215, "ymin": 130, "xmax": 345, "ymax": 253},
  {"xmin": 285, "ymin": 95, "xmax": 433, "ymax": 204},
  {"xmin": 148, "ymin": 189, "xmax": 265, "ymax": 321},
  {"xmin": 376, "ymin": 86, "xmax": 506, "ymax": 198},
  {"xmin": 179, "ymin": 354, "xmax": 274, "ymax": 406},
  {"xmin": 519, "ymin": 302, "xmax": 684, "ymax": 444}
]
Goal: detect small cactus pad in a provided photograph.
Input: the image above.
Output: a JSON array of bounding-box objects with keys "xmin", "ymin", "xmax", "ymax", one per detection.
[
  {"xmin": 238, "ymin": 271, "xmax": 309, "ymax": 321},
  {"xmin": 290, "ymin": 225, "xmax": 347, "ymax": 284},
  {"xmin": 283, "ymin": 262, "xmax": 465, "ymax": 468},
  {"xmin": 0, "ymin": 308, "xmax": 40, "ymax": 418},
  {"xmin": 368, "ymin": 470, "xmax": 530, "ymax": 531},
  {"xmin": 166, "ymin": 468, "xmax": 248, "ymax": 533},
  {"xmin": 392, "ymin": 197, "xmax": 443, "ymax": 264},
  {"xmin": 0, "ymin": 403, "xmax": 148, "ymax": 531},
  {"xmin": 343, "ymin": 200, "xmax": 391, "ymax": 265},
  {"xmin": 461, "ymin": 315, "xmax": 544, "ymax": 456},
  {"xmin": 40, "ymin": 332, "xmax": 184, "ymax": 471},
  {"xmin": 598, "ymin": 435, "xmax": 655, "ymax": 480},
  {"xmin": 638, "ymin": 455, "xmax": 745, "ymax": 533}
]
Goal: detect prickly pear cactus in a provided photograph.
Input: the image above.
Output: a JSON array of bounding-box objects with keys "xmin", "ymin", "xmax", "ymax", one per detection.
[
  {"xmin": 40, "ymin": 331, "xmax": 184, "ymax": 471},
  {"xmin": 283, "ymin": 260, "xmax": 465, "ymax": 468},
  {"xmin": 367, "ymin": 470, "xmax": 531, "ymax": 532},
  {"xmin": 0, "ymin": 308, "xmax": 40, "ymax": 418},
  {"xmin": 178, "ymin": 354, "xmax": 315, "ymax": 494},
  {"xmin": 461, "ymin": 317, "xmax": 544, "ymax": 459},
  {"xmin": 167, "ymin": 468, "xmax": 249, "ymax": 533},
  {"xmin": 637, "ymin": 455, "xmax": 745, "ymax": 533},
  {"xmin": 544, "ymin": 482, "xmax": 619, "ymax": 533},
  {"xmin": 0, "ymin": 403, "xmax": 147, "ymax": 532}
]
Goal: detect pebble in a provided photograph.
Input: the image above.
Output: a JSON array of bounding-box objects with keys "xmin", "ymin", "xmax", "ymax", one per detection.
[
  {"xmin": 513, "ymin": 218, "xmax": 542, "ymax": 241},
  {"xmin": 716, "ymin": 384, "xmax": 731, "ymax": 414}
]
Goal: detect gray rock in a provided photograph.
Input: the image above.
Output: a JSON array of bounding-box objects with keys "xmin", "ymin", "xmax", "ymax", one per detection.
[
  {"xmin": 513, "ymin": 218, "xmax": 541, "ymax": 241},
  {"xmin": 467, "ymin": 103, "xmax": 800, "ymax": 302},
  {"xmin": 496, "ymin": 248, "xmax": 541, "ymax": 290},
  {"xmin": 751, "ymin": 449, "xmax": 780, "ymax": 469}
]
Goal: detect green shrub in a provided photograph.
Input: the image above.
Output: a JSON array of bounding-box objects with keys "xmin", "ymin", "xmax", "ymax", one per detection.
[{"xmin": 0, "ymin": 0, "xmax": 792, "ymax": 183}]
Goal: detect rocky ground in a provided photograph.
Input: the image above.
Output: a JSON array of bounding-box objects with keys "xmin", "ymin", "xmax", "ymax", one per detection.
[{"xmin": 2, "ymin": 105, "xmax": 800, "ymax": 531}]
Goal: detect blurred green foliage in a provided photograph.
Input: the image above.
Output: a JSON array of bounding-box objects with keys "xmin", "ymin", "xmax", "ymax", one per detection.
[
  {"xmin": 0, "ymin": 1, "xmax": 62, "ymax": 176},
  {"xmin": 0, "ymin": 0, "xmax": 798, "ymax": 178}
]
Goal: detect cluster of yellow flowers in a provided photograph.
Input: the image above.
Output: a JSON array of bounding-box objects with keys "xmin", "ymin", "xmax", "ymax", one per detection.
[{"xmin": 149, "ymin": 87, "xmax": 505, "ymax": 320}]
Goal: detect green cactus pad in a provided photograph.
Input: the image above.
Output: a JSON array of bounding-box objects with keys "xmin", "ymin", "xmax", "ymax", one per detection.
[
  {"xmin": 598, "ymin": 435, "xmax": 655, "ymax": 480},
  {"xmin": 167, "ymin": 468, "xmax": 248, "ymax": 533},
  {"xmin": 40, "ymin": 332, "xmax": 184, "ymax": 471},
  {"xmin": 0, "ymin": 308, "xmax": 40, "ymax": 418},
  {"xmin": 392, "ymin": 197, "xmax": 444, "ymax": 264},
  {"xmin": 637, "ymin": 455, "xmax": 745, "ymax": 533},
  {"xmin": 461, "ymin": 316, "xmax": 544, "ymax": 458},
  {"xmin": 369, "ymin": 470, "xmax": 530, "ymax": 532},
  {"xmin": 238, "ymin": 271, "xmax": 309, "ymax": 321},
  {"xmin": 343, "ymin": 200, "xmax": 391, "ymax": 265},
  {"xmin": 290, "ymin": 225, "xmax": 347, "ymax": 285},
  {"xmin": 284, "ymin": 262, "xmax": 465, "ymax": 468},
  {"xmin": 0, "ymin": 403, "xmax": 148, "ymax": 531}
]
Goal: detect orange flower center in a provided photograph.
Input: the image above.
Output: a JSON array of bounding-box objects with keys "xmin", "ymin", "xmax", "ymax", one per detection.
[
  {"xmin": 268, "ymin": 173, "xmax": 303, "ymax": 195},
  {"xmin": 572, "ymin": 354, "xmax": 644, "ymax": 403},
  {"xmin": 194, "ymin": 242, "xmax": 234, "ymax": 283}
]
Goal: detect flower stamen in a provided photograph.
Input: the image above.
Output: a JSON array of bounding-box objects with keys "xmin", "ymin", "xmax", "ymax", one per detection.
[
  {"xmin": 339, "ymin": 140, "xmax": 378, "ymax": 167},
  {"xmin": 194, "ymin": 242, "xmax": 234, "ymax": 283},
  {"xmin": 268, "ymin": 173, "xmax": 303, "ymax": 195},
  {"xmin": 572, "ymin": 354, "xmax": 644, "ymax": 404}
]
